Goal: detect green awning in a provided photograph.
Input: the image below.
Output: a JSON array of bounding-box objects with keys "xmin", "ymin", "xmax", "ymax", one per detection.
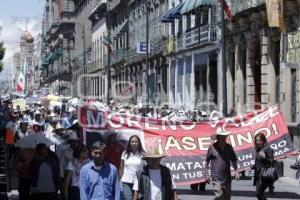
[
  {"xmin": 181, "ymin": 0, "xmax": 217, "ymax": 15},
  {"xmin": 46, "ymin": 53, "xmax": 56, "ymax": 62}
]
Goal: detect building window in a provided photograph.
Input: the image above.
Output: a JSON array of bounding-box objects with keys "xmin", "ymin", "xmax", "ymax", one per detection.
[
  {"xmin": 186, "ymin": 15, "xmax": 191, "ymax": 30},
  {"xmin": 171, "ymin": 22, "xmax": 175, "ymax": 36},
  {"xmin": 178, "ymin": 17, "xmax": 183, "ymax": 36}
]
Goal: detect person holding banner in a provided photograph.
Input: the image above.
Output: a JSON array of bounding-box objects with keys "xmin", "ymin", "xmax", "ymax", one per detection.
[
  {"xmin": 205, "ymin": 127, "xmax": 240, "ymax": 200},
  {"xmin": 253, "ymin": 133, "xmax": 275, "ymax": 200},
  {"xmin": 119, "ymin": 135, "xmax": 145, "ymax": 200}
]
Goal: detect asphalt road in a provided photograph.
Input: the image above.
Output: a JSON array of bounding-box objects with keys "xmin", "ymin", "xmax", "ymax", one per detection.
[{"xmin": 177, "ymin": 177, "xmax": 300, "ymax": 200}]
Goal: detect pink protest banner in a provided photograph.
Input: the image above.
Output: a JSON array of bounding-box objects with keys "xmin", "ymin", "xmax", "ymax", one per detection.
[{"xmin": 79, "ymin": 106, "xmax": 294, "ymax": 185}]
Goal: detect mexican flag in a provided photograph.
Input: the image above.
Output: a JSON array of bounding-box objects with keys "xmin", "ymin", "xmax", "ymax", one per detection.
[{"xmin": 16, "ymin": 61, "xmax": 25, "ymax": 92}]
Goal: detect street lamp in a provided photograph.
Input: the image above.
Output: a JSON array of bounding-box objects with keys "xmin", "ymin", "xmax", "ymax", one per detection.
[{"xmin": 58, "ymin": 33, "xmax": 64, "ymax": 96}]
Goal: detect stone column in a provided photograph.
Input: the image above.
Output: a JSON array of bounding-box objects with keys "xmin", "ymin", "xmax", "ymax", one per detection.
[
  {"xmin": 226, "ymin": 37, "xmax": 235, "ymax": 112},
  {"xmin": 217, "ymin": 50, "xmax": 223, "ymax": 113},
  {"xmin": 260, "ymin": 28, "xmax": 270, "ymax": 107},
  {"xmin": 245, "ymin": 32, "xmax": 255, "ymax": 112},
  {"xmin": 234, "ymin": 39, "xmax": 246, "ymax": 114}
]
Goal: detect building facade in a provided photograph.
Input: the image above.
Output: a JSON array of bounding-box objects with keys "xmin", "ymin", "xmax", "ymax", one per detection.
[{"xmin": 41, "ymin": 0, "xmax": 75, "ymax": 96}]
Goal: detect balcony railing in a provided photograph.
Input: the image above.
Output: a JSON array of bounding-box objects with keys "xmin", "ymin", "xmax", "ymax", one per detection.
[{"xmin": 175, "ymin": 25, "xmax": 217, "ymax": 52}]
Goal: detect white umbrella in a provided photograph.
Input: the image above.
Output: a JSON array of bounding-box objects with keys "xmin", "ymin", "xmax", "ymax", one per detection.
[
  {"xmin": 16, "ymin": 134, "xmax": 54, "ymax": 149},
  {"xmin": 161, "ymin": 108, "xmax": 190, "ymax": 121}
]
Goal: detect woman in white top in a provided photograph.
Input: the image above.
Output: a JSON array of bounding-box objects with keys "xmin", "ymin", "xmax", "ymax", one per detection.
[
  {"xmin": 119, "ymin": 135, "xmax": 145, "ymax": 200},
  {"xmin": 64, "ymin": 143, "xmax": 88, "ymax": 200}
]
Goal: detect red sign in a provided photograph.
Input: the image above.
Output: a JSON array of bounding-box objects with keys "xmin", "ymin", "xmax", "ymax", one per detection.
[{"xmin": 79, "ymin": 106, "xmax": 295, "ymax": 185}]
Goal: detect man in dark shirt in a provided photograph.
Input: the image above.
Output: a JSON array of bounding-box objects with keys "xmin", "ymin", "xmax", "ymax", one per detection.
[{"xmin": 205, "ymin": 127, "xmax": 240, "ymax": 200}]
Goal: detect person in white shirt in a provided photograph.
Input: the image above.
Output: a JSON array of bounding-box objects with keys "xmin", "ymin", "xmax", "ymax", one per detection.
[
  {"xmin": 146, "ymin": 107, "xmax": 160, "ymax": 119},
  {"xmin": 119, "ymin": 135, "xmax": 145, "ymax": 200},
  {"xmin": 64, "ymin": 143, "xmax": 88, "ymax": 200},
  {"xmin": 6, "ymin": 110, "xmax": 20, "ymax": 135},
  {"xmin": 133, "ymin": 147, "xmax": 177, "ymax": 200},
  {"xmin": 6, "ymin": 110, "xmax": 20, "ymax": 159},
  {"xmin": 17, "ymin": 119, "xmax": 30, "ymax": 140}
]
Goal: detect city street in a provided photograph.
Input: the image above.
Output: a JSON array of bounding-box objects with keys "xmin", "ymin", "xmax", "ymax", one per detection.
[
  {"xmin": 177, "ymin": 178, "xmax": 300, "ymax": 200},
  {"xmin": 1, "ymin": 0, "xmax": 300, "ymax": 200}
]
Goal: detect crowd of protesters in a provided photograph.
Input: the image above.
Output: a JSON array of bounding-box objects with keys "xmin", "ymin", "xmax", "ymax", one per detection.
[{"xmin": 0, "ymin": 97, "xmax": 282, "ymax": 200}]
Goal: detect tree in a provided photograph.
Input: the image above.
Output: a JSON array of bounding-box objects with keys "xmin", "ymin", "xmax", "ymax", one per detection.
[{"xmin": 0, "ymin": 42, "xmax": 5, "ymax": 72}]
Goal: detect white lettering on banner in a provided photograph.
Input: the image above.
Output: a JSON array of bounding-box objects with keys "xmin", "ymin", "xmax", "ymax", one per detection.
[
  {"xmin": 208, "ymin": 106, "xmax": 280, "ymax": 129},
  {"xmin": 107, "ymin": 113, "xmax": 124, "ymax": 128},
  {"xmin": 161, "ymin": 119, "xmax": 177, "ymax": 131},
  {"xmin": 162, "ymin": 126, "xmax": 280, "ymax": 151},
  {"xmin": 274, "ymin": 148, "xmax": 290, "ymax": 157},
  {"xmin": 86, "ymin": 110, "xmax": 105, "ymax": 128},
  {"xmin": 165, "ymin": 161, "xmax": 206, "ymax": 171},
  {"xmin": 197, "ymin": 137, "xmax": 211, "ymax": 151},
  {"xmin": 182, "ymin": 137, "xmax": 197, "ymax": 150},
  {"xmin": 254, "ymin": 128, "xmax": 272, "ymax": 138},
  {"xmin": 182, "ymin": 171, "xmax": 204, "ymax": 179},
  {"xmin": 179, "ymin": 121, "xmax": 196, "ymax": 130},
  {"xmin": 126, "ymin": 115, "xmax": 142, "ymax": 128},
  {"xmin": 145, "ymin": 118, "xmax": 159, "ymax": 130},
  {"xmin": 164, "ymin": 136, "xmax": 212, "ymax": 151},
  {"xmin": 165, "ymin": 136, "xmax": 182, "ymax": 151},
  {"xmin": 172, "ymin": 174, "xmax": 180, "ymax": 180},
  {"xmin": 238, "ymin": 153, "xmax": 253, "ymax": 161},
  {"xmin": 271, "ymin": 140, "xmax": 287, "ymax": 150},
  {"xmin": 269, "ymin": 106, "xmax": 280, "ymax": 117},
  {"xmin": 236, "ymin": 132, "xmax": 253, "ymax": 146},
  {"xmin": 242, "ymin": 160, "xmax": 255, "ymax": 167}
]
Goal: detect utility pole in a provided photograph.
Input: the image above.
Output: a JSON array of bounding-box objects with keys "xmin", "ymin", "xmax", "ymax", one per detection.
[
  {"xmin": 58, "ymin": 34, "xmax": 64, "ymax": 96},
  {"xmin": 221, "ymin": 0, "xmax": 227, "ymax": 115},
  {"xmin": 107, "ymin": 30, "xmax": 111, "ymax": 103},
  {"xmin": 82, "ymin": 24, "xmax": 86, "ymax": 99},
  {"xmin": 146, "ymin": 0, "xmax": 150, "ymax": 106}
]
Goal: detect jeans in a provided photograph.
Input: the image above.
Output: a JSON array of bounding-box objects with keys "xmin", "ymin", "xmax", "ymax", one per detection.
[{"xmin": 121, "ymin": 182, "xmax": 134, "ymax": 200}]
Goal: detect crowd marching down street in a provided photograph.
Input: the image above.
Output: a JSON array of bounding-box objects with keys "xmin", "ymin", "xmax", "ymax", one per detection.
[{"xmin": 0, "ymin": 95, "xmax": 299, "ymax": 200}]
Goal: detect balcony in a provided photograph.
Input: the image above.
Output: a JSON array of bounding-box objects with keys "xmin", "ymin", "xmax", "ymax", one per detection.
[
  {"xmin": 111, "ymin": 48, "xmax": 125, "ymax": 65},
  {"xmin": 175, "ymin": 25, "xmax": 217, "ymax": 52},
  {"xmin": 231, "ymin": 0, "xmax": 265, "ymax": 15}
]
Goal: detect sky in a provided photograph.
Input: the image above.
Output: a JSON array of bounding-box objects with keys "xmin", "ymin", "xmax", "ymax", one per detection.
[{"xmin": 0, "ymin": 0, "xmax": 44, "ymax": 80}]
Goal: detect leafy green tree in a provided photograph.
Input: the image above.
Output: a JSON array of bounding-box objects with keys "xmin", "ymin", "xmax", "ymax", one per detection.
[{"xmin": 0, "ymin": 42, "xmax": 5, "ymax": 72}]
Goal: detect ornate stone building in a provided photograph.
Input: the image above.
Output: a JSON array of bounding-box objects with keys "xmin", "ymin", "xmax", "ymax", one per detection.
[
  {"xmin": 226, "ymin": 0, "xmax": 300, "ymax": 150},
  {"xmin": 103, "ymin": 0, "xmax": 169, "ymax": 105},
  {"xmin": 41, "ymin": 0, "xmax": 75, "ymax": 96}
]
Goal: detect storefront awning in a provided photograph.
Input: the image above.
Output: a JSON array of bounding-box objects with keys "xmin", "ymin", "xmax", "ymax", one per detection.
[
  {"xmin": 181, "ymin": 0, "xmax": 217, "ymax": 15},
  {"xmin": 160, "ymin": 2, "xmax": 184, "ymax": 23}
]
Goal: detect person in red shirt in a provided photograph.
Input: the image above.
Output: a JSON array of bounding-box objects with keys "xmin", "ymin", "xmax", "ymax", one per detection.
[{"xmin": 104, "ymin": 130, "xmax": 125, "ymax": 169}]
